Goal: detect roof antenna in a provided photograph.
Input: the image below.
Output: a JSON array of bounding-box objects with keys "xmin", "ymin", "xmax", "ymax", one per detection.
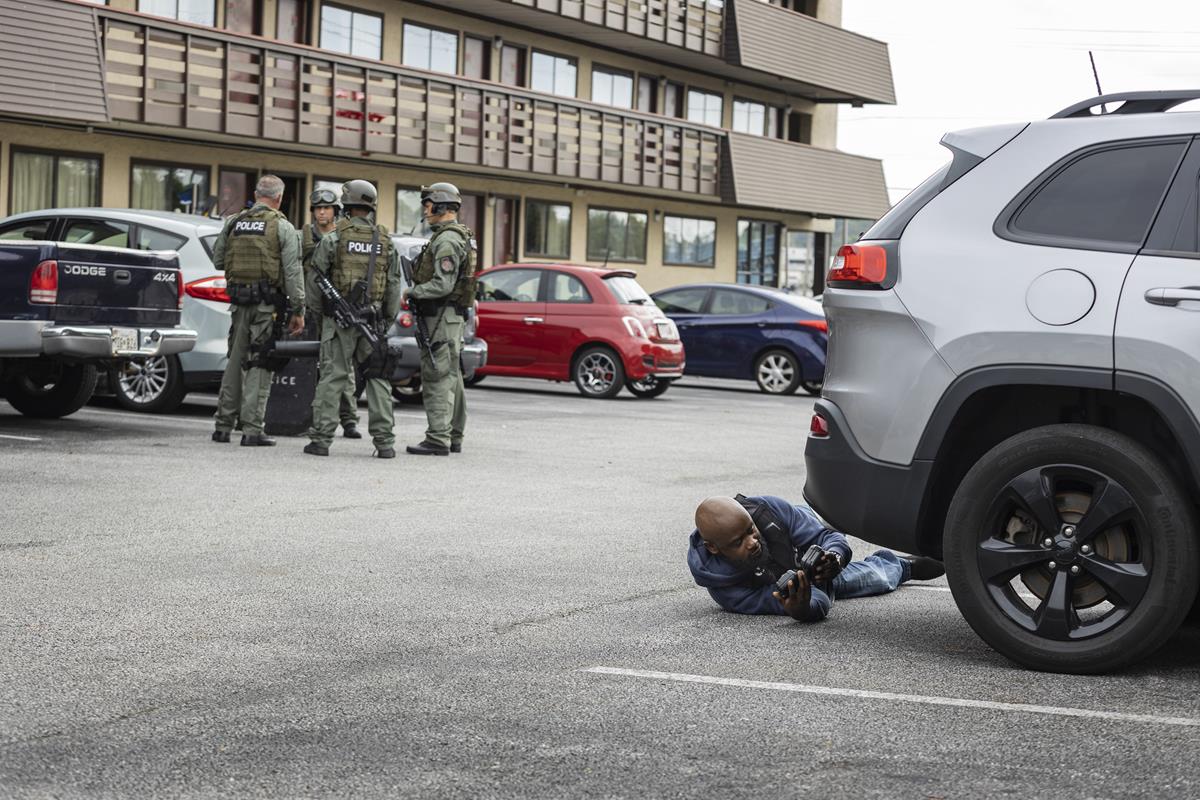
[{"xmin": 1089, "ymin": 51, "xmax": 1108, "ymax": 114}]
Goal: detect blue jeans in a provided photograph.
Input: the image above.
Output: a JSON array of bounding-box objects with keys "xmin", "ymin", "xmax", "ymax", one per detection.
[{"xmin": 830, "ymin": 549, "xmax": 909, "ymax": 599}]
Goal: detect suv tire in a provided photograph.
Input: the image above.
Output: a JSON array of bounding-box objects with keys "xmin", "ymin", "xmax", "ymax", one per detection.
[
  {"xmin": 3, "ymin": 361, "xmax": 98, "ymax": 418},
  {"xmin": 111, "ymin": 355, "xmax": 186, "ymax": 414},
  {"xmin": 944, "ymin": 424, "xmax": 1199, "ymax": 674}
]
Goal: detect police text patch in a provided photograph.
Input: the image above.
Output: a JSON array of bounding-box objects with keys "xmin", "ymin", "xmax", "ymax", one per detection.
[
  {"xmin": 346, "ymin": 241, "xmax": 383, "ymax": 255},
  {"xmin": 233, "ymin": 220, "xmax": 267, "ymax": 235}
]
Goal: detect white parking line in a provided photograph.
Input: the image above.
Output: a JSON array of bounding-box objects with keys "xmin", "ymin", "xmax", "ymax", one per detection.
[
  {"xmin": 582, "ymin": 667, "xmax": 1200, "ymax": 728},
  {"xmin": 0, "ymin": 433, "xmax": 42, "ymax": 442}
]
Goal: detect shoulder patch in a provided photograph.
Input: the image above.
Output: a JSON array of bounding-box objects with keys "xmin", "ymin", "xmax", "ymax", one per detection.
[{"xmin": 439, "ymin": 256, "xmax": 456, "ymax": 274}]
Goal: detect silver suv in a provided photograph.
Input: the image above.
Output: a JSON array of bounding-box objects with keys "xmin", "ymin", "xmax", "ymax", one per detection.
[{"xmin": 804, "ymin": 91, "xmax": 1200, "ymax": 673}]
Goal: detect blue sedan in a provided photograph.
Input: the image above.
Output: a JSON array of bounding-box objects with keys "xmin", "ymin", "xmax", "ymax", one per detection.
[{"xmin": 650, "ymin": 283, "xmax": 826, "ymax": 395}]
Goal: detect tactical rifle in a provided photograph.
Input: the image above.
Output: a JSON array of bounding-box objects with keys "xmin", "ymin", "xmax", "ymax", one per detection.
[
  {"xmin": 311, "ymin": 266, "xmax": 380, "ymax": 349},
  {"xmin": 399, "ymin": 254, "xmax": 437, "ymax": 366}
]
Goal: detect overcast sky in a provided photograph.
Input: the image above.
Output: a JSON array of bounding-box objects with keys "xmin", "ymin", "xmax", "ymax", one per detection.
[{"xmin": 837, "ymin": 0, "xmax": 1200, "ymax": 204}]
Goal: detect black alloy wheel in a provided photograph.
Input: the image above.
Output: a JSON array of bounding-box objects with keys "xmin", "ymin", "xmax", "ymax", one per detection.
[
  {"xmin": 626, "ymin": 376, "xmax": 670, "ymax": 398},
  {"xmin": 944, "ymin": 424, "xmax": 1198, "ymax": 673}
]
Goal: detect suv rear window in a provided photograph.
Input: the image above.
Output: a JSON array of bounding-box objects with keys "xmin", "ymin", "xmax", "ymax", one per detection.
[{"xmin": 1003, "ymin": 140, "xmax": 1187, "ymax": 250}]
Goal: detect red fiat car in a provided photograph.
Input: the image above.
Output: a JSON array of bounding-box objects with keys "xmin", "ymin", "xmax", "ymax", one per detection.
[{"xmin": 473, "ymin": 263, "xmax": 685, "ymax": 398}]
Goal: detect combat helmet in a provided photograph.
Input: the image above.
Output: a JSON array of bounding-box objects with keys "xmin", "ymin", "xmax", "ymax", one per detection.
[
  {"xmin": 420, "ymin": 182, "xmax": 462, "ymax": 208},
  {"xmin": 340, "ymin": 179, "xmax": 378, "ymax": 210}
]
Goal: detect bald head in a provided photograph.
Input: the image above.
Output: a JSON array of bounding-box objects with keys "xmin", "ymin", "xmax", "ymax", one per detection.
[{"xmin": 695, "ymin": 496, "xmax": 762, "ymax": 561}]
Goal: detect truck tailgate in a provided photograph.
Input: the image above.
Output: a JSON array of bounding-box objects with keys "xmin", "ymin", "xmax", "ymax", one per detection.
[{"xmin": 52, "ymin": 244, "xmax": 181, "ymax": 328}]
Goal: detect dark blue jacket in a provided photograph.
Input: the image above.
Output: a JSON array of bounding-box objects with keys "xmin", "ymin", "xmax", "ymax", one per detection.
[{"xmin": 686, "ymin": 496, "xmax": 853, "ymax": 621}]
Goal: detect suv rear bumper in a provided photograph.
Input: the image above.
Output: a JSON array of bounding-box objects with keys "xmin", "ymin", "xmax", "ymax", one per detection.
[
  {"xmin": 803, "ymin": 398, "xmax": 934, "ymax": 555},
  {"xmin": 41, "ymin": 326, "xmax": 197, "ymax": 360}
]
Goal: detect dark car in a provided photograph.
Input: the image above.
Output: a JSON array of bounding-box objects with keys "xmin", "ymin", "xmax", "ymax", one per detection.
[{"xmin": 651, "ymin": 283, "xmax": 826, "ymax": 395}]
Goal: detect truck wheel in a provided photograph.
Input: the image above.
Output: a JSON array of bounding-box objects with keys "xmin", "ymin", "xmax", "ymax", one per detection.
[
  {"xmin": 3, "ymin": 361, "xmax": 99, "ymax": 418},
  {"xmin": 110, "ymin": 355, "xmax": 186, "ymax": 414},
  {"xmin": 944, "ymin": 424, "xmax": 1199, "ymax": 673},
  {"xmin": 573, "ymin": 346, "xmax": 625, "ymax": 399}
]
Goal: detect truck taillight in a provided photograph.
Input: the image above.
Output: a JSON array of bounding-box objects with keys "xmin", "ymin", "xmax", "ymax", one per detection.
[
  {"xmin": 176, "ymin": 269, "xmax": 184, "ymax": 310},
  {"xmin": 185, "ymin": 275, "xmax": 230, "ymax": 303},
  {"xmin": 29, "ymin": 260, "xmax": 58, "ymax": 304},
  {"xmin": 828, "ymin": 244, "xmax": 890, "ymax": 288}
]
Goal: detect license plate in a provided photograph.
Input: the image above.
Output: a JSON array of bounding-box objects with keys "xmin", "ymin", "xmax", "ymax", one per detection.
[
  {"xmin": 655, "ymin": 321, "xmax": 676, "ymax": 339},
  {"xmin": 111, "ymin": 327, "xmax": 138, "ymax": 355}
]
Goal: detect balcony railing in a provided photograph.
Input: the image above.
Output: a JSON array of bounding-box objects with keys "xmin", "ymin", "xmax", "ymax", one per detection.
[
  {"xmin": 98, "ymin": 8, "xmax": 721, "ymax": 196},
  {"xmin": 508, "ymin": 0, "xmax": 724, "ymax": 57}
]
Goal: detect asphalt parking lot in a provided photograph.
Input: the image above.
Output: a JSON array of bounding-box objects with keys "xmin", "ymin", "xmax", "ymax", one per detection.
[{"xmin": 2, "ymin": 377, "xmax": 1198, "ymax": 798}]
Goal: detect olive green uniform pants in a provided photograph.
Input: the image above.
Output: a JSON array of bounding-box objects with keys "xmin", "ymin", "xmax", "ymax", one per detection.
[
  {"xmin": 419, "ymin": 309, "xmax": 466, "ymax": 448},
  {"xmin": 215, "ymin": 303, "xmax": 277, "ymax": 435},
  {"xmin": 309, "ymin": 322, "xmax": 394, "ymax": 448}
]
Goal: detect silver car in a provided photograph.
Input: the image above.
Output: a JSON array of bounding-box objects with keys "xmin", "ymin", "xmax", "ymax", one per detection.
[
  {"xmin": 0, "ymin": 208, "xmax": 226, "ymax": 412},
  {"xmin": 804, "ymin": 90, "xmax": 1200, "ymax": 673}
]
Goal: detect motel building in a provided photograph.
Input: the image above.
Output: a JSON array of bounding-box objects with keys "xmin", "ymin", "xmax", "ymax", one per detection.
[{"xmin": 0, "ymin": 0, "xmax": 893, "ymax": 293}]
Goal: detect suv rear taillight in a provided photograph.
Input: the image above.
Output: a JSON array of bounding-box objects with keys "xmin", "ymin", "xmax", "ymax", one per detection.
[
  {"xmin": 185, "ymin": 275, "xmax": 231, "ymax": 303},
  {"xmin": 827, "ymin": 241, "xmax": 897, "ymax": 290},
  {"xmin": 29, "ymin": 260, "xmax": 58, "ymax": 304},
  {"xmin": 809, "ymin": 412, "xmax": 829, "ymax": 438}
]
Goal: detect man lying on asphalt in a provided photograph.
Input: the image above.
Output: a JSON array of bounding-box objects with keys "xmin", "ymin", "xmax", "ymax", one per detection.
[{"xmin": 687, "ymin": 495, "xmax": 945, "ymax": 622}]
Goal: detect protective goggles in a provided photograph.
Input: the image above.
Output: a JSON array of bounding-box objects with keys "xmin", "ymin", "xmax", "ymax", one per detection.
[{"xmin": 310, "ymin": 188, "xmax": 339, "ymax": 207}]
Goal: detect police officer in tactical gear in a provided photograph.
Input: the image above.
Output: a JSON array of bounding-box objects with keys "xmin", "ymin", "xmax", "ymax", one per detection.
[
  {"xmin": 403, "ymin": 182, "xmax": 475, "ymax": 456},
  {"xmin": 211, "ymin": 174, "xmax": 305, "ymax": 446},
  {"xmin": 304, "ymin": 180, "xmax": 402, "ymax": 458},
  {"xmin": 302, "ymin": 187, "xmax": 361, "ymax": 439}
]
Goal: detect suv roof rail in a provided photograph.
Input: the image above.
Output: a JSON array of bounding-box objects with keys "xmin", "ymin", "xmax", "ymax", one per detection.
[{"xmin": 1051, "ymin": 90, "xmax": 1200, "ymax": 119}]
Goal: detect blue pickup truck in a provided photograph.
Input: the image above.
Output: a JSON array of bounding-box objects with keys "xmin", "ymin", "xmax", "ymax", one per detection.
[{"xmin": 0, "ymin": 241, "xmax": 196, "ymax": 418}]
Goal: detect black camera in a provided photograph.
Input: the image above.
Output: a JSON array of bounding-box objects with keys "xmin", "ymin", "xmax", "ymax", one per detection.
[{"xmin": 773, "ymin": 545, "xmax": 828, "ymax": 598}]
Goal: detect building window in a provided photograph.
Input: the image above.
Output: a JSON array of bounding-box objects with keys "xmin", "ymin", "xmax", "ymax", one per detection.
[
  {"xmin": 463, "ymin": 36, "xmax": 491, "ymax": 80},
  {"xmin": 217, "ymin": 168, "xmax": 256, "ymax": 217},
  {"xmin": 664, "ymin": 81, "xmax": 683, "ymax": 118},
  {"xmin": 525, "ymin": 200, "xmax": 571, "ymax": 258},
  {"xmin": 131, "ymin": 162, "xmax": 211, "ymax": 214},
  {"xmin": 636, "ymin": 75, "xmax": 656, "ymax": 113},
  {"xmin": 320, "ymin": 3, "xmax": 382, "ymax": 60},
  {"xmin": 737, "ymin": 220, "xmax": 781, "ymax": 286},
  {"xmin": 276, "ymin": 0, "xmax": 304, "ymax": 42},
  {"xmin": 687, "ymin": 89, "xmax": 723, "ymax": 127},
  {"xmin": 396, "ymin": 187, "xmax": 431, "ymax": 237},
  {"xmin": 10, "ymin": 150, "xmax": 101, "ymax": 215},
  {"xmin": 500, "ymin": 44, "xmax": 526, "ymax": 87},
  {"xmin": 787, "ymin": 110, "xmax": 812, "ymax": 143},
  {"xmin": 402, "ymin": 23, "xmax": 458, "ymax": 74},
  {"xmin": 663, "ymin": 215, "xmax": 716, "ymax": 266},
  {"xmin": 586, "ymin": 208, "xmax": 646, "ymax": 263},
  {"xmin": 733, "ymin": 99, "xmax": 768, "ymax": 136},
  {"xmin": 592, "ymin": 67, "xmax": 634, "ymax": 109},
  {"xmin": 138, "ymin": 0, "xmax": 215, "ymax": 25},
  {"xmin": 224, "ymin": 0, "xmax": 258, "ymax": 34},
  {"xmin": 531, "ymin": 51, "xmax": 576, "ymax": 97}
]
